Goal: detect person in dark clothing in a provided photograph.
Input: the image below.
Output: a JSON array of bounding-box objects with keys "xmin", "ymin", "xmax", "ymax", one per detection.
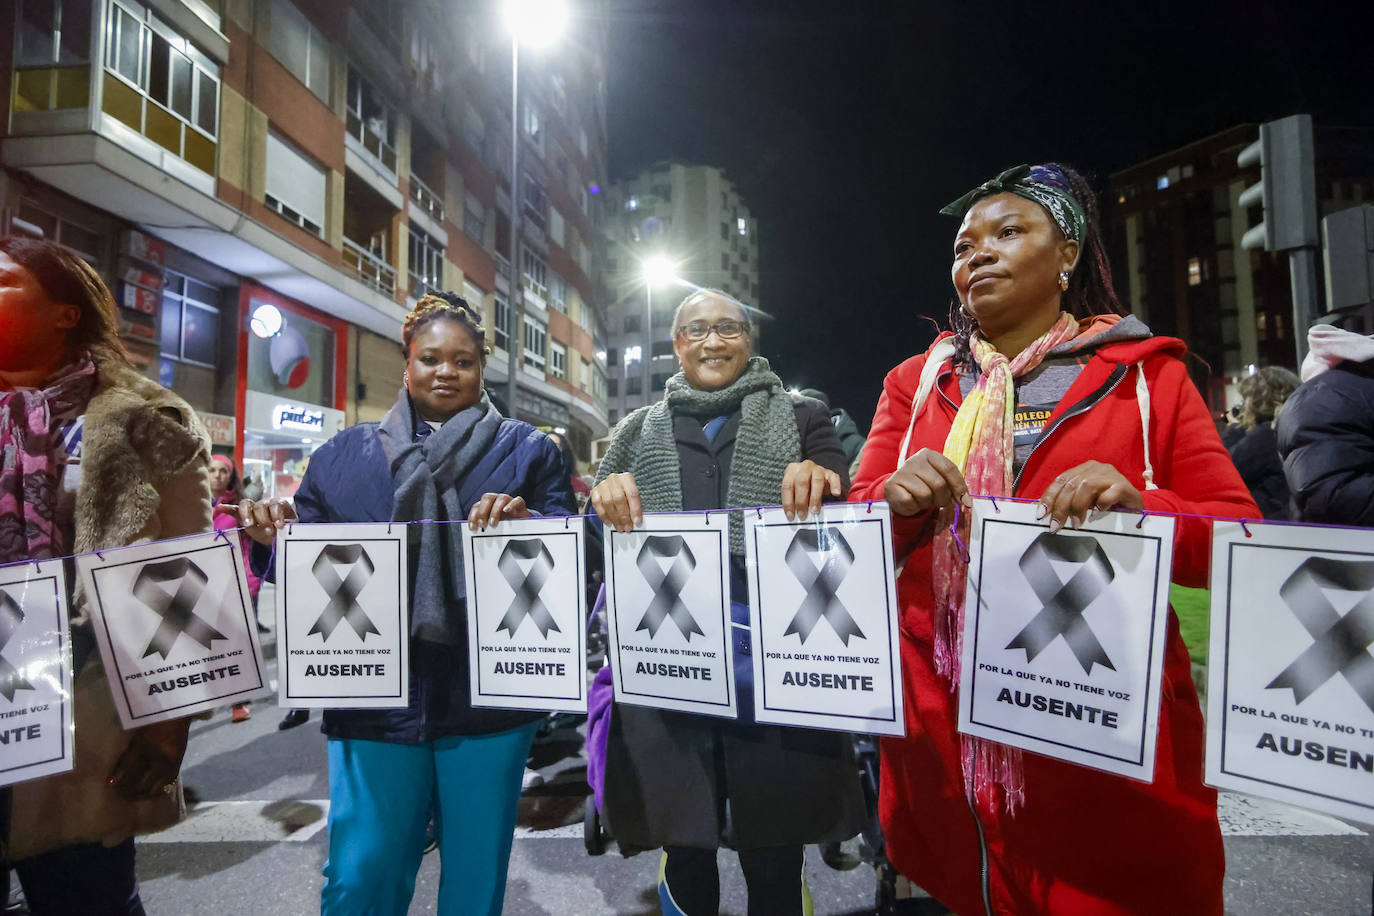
[
  {"xmin": 1226, "ymin": 366, "xmax": 1299, "ymax": 519},
  {"xmin": 590, "ymin": 289, "xmax": 866, "ymax": 916},
  {"xmin": 1277, "ymin": 324, "xmax": 1374, "ymax": 527},
  {"xmin": 799, "ymin": 387, "xmax": 867, "ymax": 471},
  {"xmin": 238, "ymin": 294, "xmax": 574, "ymax": 915}
]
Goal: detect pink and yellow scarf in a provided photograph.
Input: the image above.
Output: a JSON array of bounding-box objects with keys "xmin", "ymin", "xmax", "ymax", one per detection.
[{"xmin": 932, "ymin": 312, "xmax": 1079, "ymax": 815}]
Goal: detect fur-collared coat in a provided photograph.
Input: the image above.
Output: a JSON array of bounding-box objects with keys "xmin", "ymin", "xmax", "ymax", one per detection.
[{"xmin": 8, "ymin": 356, "xmax": 211, "ymax": 860}]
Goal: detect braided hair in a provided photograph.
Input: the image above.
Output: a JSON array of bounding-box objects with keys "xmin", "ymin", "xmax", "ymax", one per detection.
[
  {"xmin": 401, "ymin": 292, "xmax": 489, "ymax": 361},
  {"xmin": 947, "ymin": 163, "xmax": 1126, "ymax": 367}
]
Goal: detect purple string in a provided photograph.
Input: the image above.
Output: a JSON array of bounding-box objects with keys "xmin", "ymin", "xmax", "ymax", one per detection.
[{"xmin": 1, "ymin": 498, "xmax": 1369, "ymax": 573}]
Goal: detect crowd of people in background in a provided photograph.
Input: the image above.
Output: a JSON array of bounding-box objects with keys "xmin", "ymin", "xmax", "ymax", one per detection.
[{"xmin": 2, "ymin": 153, "xmax": 1372, "ymax": 916}]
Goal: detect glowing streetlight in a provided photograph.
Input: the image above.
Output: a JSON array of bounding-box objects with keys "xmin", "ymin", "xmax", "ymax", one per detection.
[
  {"xmin": 641, "ymin": 254, "xmax": 677, "ymax": 288},
  {"xmin": 503, "ymin": 0, "xmax": 568, "ymax": 47},
  {"xmin": 500, "ymin": 0, "xmax": 568, "ymax": 416}
]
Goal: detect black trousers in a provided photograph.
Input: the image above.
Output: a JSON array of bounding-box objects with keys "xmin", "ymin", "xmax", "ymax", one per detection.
[
  {"xmin": 662, "ymin": 844, "xmax": 805, "ymax": 916},
  {"xmin": 12, "ymin": 838, "xmax": 145, "ymax": 916}
]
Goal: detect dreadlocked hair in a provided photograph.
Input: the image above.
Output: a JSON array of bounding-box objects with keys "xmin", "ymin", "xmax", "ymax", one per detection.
[
  {"xmin": 401, "ymin": 291, "xmax": 489, "ymax": 360},
  {"xmin": 948, "ymin": 163, "xmax": 1127, "ymax": 368}
]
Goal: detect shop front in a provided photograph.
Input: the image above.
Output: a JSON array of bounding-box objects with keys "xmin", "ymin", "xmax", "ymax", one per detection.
[{"xmin": 236, "ymin": 283, "xmax": 348, "ymax": 501}]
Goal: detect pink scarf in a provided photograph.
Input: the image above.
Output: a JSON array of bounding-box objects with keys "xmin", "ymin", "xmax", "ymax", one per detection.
[
  {"xmin": 0, "ymin": 354, "xmax": 97, "ymax": 565},
  {"xmin": 932, "ymin": 313, "xmax": 1079, "ymax": 815}
]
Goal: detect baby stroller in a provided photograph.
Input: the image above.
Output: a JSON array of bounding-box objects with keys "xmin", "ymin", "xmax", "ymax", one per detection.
[{"xmin": 581, "ymin": 589, "xmax": 901, "ymax": 913}]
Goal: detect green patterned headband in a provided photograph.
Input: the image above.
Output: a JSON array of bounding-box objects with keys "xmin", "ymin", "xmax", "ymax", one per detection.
[{"xmin": 940, "ymin": 164, "xmax": 1087, "ymax": 243}]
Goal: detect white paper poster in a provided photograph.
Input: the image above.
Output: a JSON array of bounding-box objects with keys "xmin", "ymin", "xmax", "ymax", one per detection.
[
  {"xmin": 605, "ymin": 513, "xmax": 736, "ymax": 718},
  {"xmin": 78, "ymin": 533, "xmax": 267, "ymax": 728},
  {"xmin": 0, "ymin": 560, "xmax": 74, "ymax": 787},
  {"xmin": 1205, "ymin": 521, "xmax": 1374, "ymax": 824},
  {"xmin": 744, "ymin": 503, "xmax": 904, "ymax": 735},
  {"xmin": 277, "ymin": 524, "xmax": 409, "ymax": 708},
  {"xmin": 957, "ymin": 499, "xmax": 1174, "ymax": 781},
  {"xmin": 463, "ymin": 517, "xmax": 588, "ymax": 713}
]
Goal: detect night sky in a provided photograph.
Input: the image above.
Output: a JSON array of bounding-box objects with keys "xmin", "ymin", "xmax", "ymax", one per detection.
[{"xmin": 599, "ymin": 0, "xmax": 1372, "ymax": 428}]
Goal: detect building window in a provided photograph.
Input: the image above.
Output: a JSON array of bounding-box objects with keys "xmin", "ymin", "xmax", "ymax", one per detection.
[
  {"xmin": 11, "ymin": 200, "xmax": 102, "ymax": 265},
  {"xmin": 626, "ymin": 375, "xmax": 643, "ymax": 395},
  {"xmin": 161, "ymin": 271, "xmax": 221, "ymax": 367},
  {"xmin": 608, "ymin": 409, "xmax": 618, "ymax": 426},
  {"xmin": 550, "ymin": 341, "xmax": 567, "ymax": 379},
  {"xmin": 737, "ymin": 217, "xmax": 748, "ymax": 236},
  {"xmin": 522, "ymin": 249, "xmax": 548, "ymax": 300},
  {"xmin": 463, "ymin": 194, "xmax": 485, "ymax": 245},
  {"xmin": 626, "ymin": 196, "xmax": 638, "ymax": 212},
  {"xmin": 346, "ymin": 65, "xmax": 397, "ymax": 173},
  {"xmin": 623, "ymin": 344, "xmax": 641, "ymax": 365},
  {"xmin": 523, "ymin": 319, "xmax": 547, "ymax": 371},
  {"xmin": 408, "ymin": 223, "xmax": 444, "ymax": 298},
  {"xmin": 652, "ymin": 371, "xmax": 672, "ymax": 390},
  {"xmin": 522, "ymin": 100, "xmax": 544, "ymax": 158},
  {"xmin": 549, "ymin": 208, "xmax": 566, "ymax": 248},
  {"xmin": 721, "ymin": 252, "xmax": 729, "ymax": 270},
  {"xmin": 651, "ymin": 339, "xmax": 673, "ymax": 358},
  {"xmin": 606, "ymin": 347, "xmax": 618, "ymax": 366},
  {"xmin": 1187, "ymin": 257, "xmax": 1202, "ymax": 287},
  {"xmin": 101, "ymin": 0, "xmax": 220, "ymax": 175},
  {"xmin": 265, "ymin": 130, "xmax": 326, "ymax": 237},
  {"xmin": 625, "ymin": 314, "xmax": 642, "ymax": 333},
  {"xmin": 607, "ymin": 377, "xmax": 619, "ymax": 397},
  {"xmin": 494, "ymin": 292, "xmax": 511, "ymax": 350},
  {"xmin": 523, "ymin": 175, "xmax": 547, "ymax": 229},
  {"xmin": 549, "ymin": 272, "xmax": 568, "ymax": 314},
  {"xmin": 14, "ymin": 0, "xmax": 92, "ymax": 112},
  {"xmin": 720, "ymin": 222, "xmax": 729, "ymax": 240},
  {"xmin": 269, "ymin": 0, "xmax": 329, "ymax": 101}
]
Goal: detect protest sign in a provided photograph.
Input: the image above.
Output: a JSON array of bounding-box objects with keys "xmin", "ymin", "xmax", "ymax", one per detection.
[
  {"xmin": 0, "ymin": 560, "xmax": 74, "ymax": 787},
  {"xmin": 744, "ymin": 503, "xmax": 904, "ymax": 735},
  {"xmin": 957, "ymin": 499, "xmax": 1174, "ymax": 781},
  {"xmin": 1206, "ymin": 521, "xmax": 1374, "ymax": 825},
  {"xmin": 604, "ymin": 513, "xmax": 736, "ymax": 718},
  {"xmin": 463, "ymin": 516, "xmax": 588, "ymax": 712},
  {"xmin": 78, "ymin": 533, "xmax": 266, "ymax": 728},
  {"xmin": 277, "ymin": 524, "xmax": 408, "ymax": 708}
]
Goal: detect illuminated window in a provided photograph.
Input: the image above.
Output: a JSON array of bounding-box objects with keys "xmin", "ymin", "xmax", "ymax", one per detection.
[
  {"xmin": 737, "ymin": 217, "xmax": 747, "ymax": 236},
  {"xmin": 1187, "ymin": 258, "xmax": 1202, "ymax": 286}
]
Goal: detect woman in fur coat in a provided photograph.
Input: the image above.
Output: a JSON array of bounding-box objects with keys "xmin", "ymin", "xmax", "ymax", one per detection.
[{"xmin": 1, "ymin": 236, "xmax": 212, "ymax": 914}]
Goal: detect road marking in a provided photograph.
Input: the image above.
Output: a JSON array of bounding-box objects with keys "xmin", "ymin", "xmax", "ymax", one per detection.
[
  {"xmin": 1218, "ymin": 793, "xmax": 1365, "ymax": 836},
  {"xmin": 140, "ymin": 800, "xmax": 330, "ymax": 844}
]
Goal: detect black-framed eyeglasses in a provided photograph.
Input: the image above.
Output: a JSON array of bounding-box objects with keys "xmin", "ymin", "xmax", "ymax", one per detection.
[{"xmin": 676, "ymin": 319, "xmax": 750, "ymax": 341}]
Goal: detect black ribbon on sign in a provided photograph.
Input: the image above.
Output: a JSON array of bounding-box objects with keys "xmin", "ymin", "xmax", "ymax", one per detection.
[
  {"xmin": 635, "ymin": 536, "xmax": 704, "ymax": 639},
  {"xmin": 133, "ymin": 558, "xmax": 227, "ymax": 659},
  {"xmin": 496, "ymin": 538, "xmax": 560, "ymax": 638},
  {"xmin": 783, "ymin": 527, "xmax": 865, "ymax": 646},
  {"xmin": 1007, "ymin": 533, "xmax": 1117, "ymax": 675},
  {"xmin": 309, "ymin": 544, "xmax": 381, "ymax": 641},
  {"xmin": 1267, "ymin": 557, "xmax": 1374, "ymax": 714},
  {"xmin": 0, "ymin": 588, "xmax": 35, "ymax": 702}
]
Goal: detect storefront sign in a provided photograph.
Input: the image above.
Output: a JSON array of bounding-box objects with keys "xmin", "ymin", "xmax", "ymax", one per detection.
[
  {"xmin": 1205, "ymin": 521, "xmax": 1374, "ymax": 825},
  {"xmin": 199, "ymin": 412, "xmax": 237, "ymax": 447},
  {"xmin": 121, "ymin": 229, "xmax": 166, "ymax": 266},
  {"xmin": 119, "ymin": 283, "xmax": 158, "ymax": 315},
  {"xmin": 0, "ymin": 560, "xmax": 74, "ymax": 789},
  {"xmin": 744, "ymin": 504, "xmax": 905, "ymax": 736},
  {"xmin": 604, "ymin": 514, "xmax": 737, "ymax": 718},
  {"xmin": 272, "ymin": 404, "xmax": 325, "ymax": 432},
  {"xmin": 120, "ymin": 262, "xmax": 164, "ymax": 293},
  {"xmin": 77, "ymin": 533, "xmax": 268, "ymax": 728},
  {"xmin": 957, "ymin": 499, "xmax": 1175, "ymax": 782},
  {"xmin": 463, "ymin": 517, "xmax": 588, "ymax": 713}
]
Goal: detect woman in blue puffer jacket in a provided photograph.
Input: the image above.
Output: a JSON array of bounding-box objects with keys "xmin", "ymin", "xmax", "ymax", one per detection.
[{"xmin": 239, "ymin": 293, "xmax": 574, "ymax": 915}]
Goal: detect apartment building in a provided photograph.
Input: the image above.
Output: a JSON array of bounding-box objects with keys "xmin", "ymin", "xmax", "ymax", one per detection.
[{"xmin": 2, "ymin": 0, "xmax": 610, "ymax": 496}]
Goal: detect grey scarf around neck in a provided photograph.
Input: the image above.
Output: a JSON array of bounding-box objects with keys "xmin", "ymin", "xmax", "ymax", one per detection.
[
  {"xmin": 594, "ymin": 356, "xmax": 800, "ymax": 554},
  {"xmin": 377, "ymin": 388, "xmax": 504, "ymax": 646}
]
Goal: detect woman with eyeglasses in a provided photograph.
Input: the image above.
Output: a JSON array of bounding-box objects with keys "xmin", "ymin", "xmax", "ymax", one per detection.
[{"xmin": 590, "ymin": 288, "xmax": 866, "ymax": 916}]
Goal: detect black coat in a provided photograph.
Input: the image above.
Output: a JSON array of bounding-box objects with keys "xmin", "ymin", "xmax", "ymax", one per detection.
[
  {"xmin": 1276, "ymin": 359, "xmax": 1374, "ymax": 526},
  {"xmin": 602, "ymin": 397, "xmax": 868, "ymax": 851},
  {"xmin": 1227, "ymin": 422, "xmax": 1291, "ymax": 520}
]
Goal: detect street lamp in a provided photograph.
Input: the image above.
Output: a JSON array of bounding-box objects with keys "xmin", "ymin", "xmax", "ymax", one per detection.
[
  {"xmin": 502, "ymin": 0, "xmax": 567, "ymax": 418},
  {"xmin": 640, "ymin": 255, "xmax": 678, "ymax": 407}
]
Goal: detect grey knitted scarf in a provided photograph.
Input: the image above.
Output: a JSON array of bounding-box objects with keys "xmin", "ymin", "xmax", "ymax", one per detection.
[
  {"xmin": 378, "ymin": 388, "xmax": 503, "ymax": 646},
  {"xmin": 595, "ymin": 357, "xmax": 800, "ymax": 554}
]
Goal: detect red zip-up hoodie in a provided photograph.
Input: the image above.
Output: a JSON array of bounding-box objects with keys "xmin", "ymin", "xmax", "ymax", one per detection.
[{"xmin": 851, "ymin": 321, "xmax": 1258, "ymax": 915}]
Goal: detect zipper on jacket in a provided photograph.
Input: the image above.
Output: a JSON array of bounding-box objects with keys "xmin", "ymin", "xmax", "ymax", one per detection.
[
  {"xmin": 966, "ymin": 792, "xmax": 994, "ymax": 916},
  {"xmin": 1012, "ymin": 365, "xmax": 1129, "ymax": 495}
]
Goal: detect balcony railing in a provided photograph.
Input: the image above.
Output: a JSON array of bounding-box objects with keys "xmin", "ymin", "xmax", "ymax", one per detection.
[
  {"xmin": 410, "ymin": 174, "xmax": 444, "ymax": 222},
  {"xmin": 346, "ymin": 109, "xmax": 398, "ymax": 173},
  {"xmin": 343, "ymin": 236, "xmax": 397, "ymax": 296}
]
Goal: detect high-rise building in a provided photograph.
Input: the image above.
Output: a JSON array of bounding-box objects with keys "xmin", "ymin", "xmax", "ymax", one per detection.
[
  {"xmin": 1106, "ymin": 124, "xmax": 1374, "ymax": 408},
  {"xmin": 1, "ymin": 0, "xmax": 610, "ymax": 490},
  {"xmin": 599, "ymin": 162, "xmax": 758, "ymax": 423}
]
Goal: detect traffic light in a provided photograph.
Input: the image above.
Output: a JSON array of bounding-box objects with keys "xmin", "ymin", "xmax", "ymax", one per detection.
[{"xmin": 1237, "ymin": 114, "xmax": 1318, "ymax": 252}]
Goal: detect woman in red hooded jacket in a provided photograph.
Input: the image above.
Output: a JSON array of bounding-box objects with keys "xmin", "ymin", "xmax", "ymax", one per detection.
[{"xmin": 850, "ymin": 164, "xmax": 1258, "ymax": 915}]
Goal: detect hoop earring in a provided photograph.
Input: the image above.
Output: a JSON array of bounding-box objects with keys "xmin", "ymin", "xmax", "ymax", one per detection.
[
  {"xmin": 402, "ymin": 371, "xmax": 410, "ymax": 387},
  {"xmin": 1058, "ymin": 271, "xmax": 1071, "ymax": 291}
]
